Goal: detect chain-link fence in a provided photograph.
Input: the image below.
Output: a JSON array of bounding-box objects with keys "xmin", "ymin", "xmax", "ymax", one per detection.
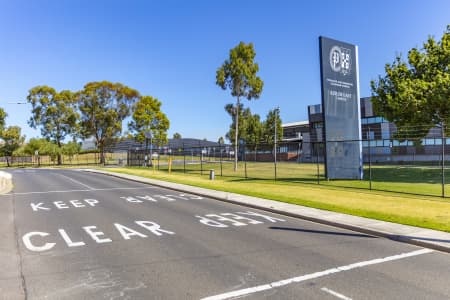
[
  {"xmin": 0, "ymin": 152, "xmax": 127, "ymax": 167},
  {"xmin": 3, "ymin": 138, "xmax": 450, "ymax": 198},
  {"xmin": 126, "ymin": 139, "xmax": 450, "ymax": 198}
]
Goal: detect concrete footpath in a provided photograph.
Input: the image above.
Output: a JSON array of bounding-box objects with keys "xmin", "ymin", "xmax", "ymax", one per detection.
[
  {"xmin": 84, "ymin": 168, "xmax": 450, "ymax": 253},
  {"xmin": 0, "ymin": 171, "xmax": 12, "ymax": 194}
]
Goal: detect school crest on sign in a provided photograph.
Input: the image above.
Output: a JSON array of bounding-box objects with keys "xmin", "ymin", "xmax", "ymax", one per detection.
[{"xmin": 329, "ymin": 45, "xmax": 352, "ymax": 76}]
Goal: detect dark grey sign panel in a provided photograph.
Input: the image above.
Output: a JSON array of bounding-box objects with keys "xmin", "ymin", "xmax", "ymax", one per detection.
[{"xmin": 319, "ymin": 36, "xmax": 363, "ymax": 179}]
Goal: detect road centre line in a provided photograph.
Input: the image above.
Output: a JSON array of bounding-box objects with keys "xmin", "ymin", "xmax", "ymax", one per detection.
[
  {"xmin": 2, "ymin": 186, "xmax": 157, "ymax": 196},
  {"xmin": 201, "ymin": 248, "xmax": 433, "ymax": 300},
  {"xmin": 321, "ymin": 287, "xmax": 352, "ymax": 300},
  {"xmin": 56, "ymin": 173, "xmax": 95, "ymax": 190}
]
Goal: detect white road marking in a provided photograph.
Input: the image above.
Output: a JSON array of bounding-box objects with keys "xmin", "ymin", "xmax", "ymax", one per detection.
[
  {"xmin": 2, "ymin": 186, "xmax": 156, "ymax": 196},
  {"xmin": 321, "ymin": 287, "xmax": 352, "ymax": 300},
  {"xmin": 201, "ymin": 248, "xmax": 433, "ymax": 300},
  {"xmin": 57, "ymin": 173, "xmax": 94, "ymax": 190}
]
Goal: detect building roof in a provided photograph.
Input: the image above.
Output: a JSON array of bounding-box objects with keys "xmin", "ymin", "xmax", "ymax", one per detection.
[
  {"xmin": 105, "ymin": 137, "xmax": 224, "ymax": 152},
  {"xmin": 282, "ymin": 121, "xmax": 309, "ymax": 128}
]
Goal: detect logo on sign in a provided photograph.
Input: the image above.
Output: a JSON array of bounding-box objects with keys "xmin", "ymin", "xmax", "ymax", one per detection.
[{"xmin": 329, "ymin": 45, "xmax": 351, "ymax": 75}]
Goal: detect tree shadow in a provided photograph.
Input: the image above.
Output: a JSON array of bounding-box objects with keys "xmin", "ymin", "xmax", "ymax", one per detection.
[
  {"xmin": 270, "ymin": 226, "xmax": 377, "ymax": 238},
  {"xmin": 392, "ymin": 235, "xmax": 450, "ymax": 244}
]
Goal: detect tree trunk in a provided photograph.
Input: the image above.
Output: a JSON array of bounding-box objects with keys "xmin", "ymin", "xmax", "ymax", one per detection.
[
  {"xmin": 100, "ymin": 146, "xmax": 105, "ymax": 165},
  {"xmin": 234, "ymin": 97, "xmax": 240, "ymax": 171},
  {"xmin": 6, "ymin": 157, "xmax": 10, "ymax": 167}
]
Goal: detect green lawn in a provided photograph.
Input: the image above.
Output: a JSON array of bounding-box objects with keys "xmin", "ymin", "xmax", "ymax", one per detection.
[
  {"xmin": 154, "ymin": 159, "xmax": 450, "ymax": 197},
  {"xmin": 103, "ymin": 163, "xmax": 450, "ymax": 233}
]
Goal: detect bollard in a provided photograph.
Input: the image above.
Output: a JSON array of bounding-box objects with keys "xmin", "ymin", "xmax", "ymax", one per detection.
[{"xmin": 209, "ymin": 169, "xmax": 215, "ymax": 180}]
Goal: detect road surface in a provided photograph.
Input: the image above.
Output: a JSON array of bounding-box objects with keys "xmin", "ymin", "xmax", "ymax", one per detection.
[{"xmin": 1, "ymin": 168, "xmax": 449, "ymax": 299}]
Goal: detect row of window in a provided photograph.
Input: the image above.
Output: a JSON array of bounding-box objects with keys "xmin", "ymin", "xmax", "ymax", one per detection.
[
  {"xmin": 362, "ymin": 138, "xmax": 448, "ymax": 147},
  {"xmin": 361, "ymin": 117, "xmax": 388, "ymax": 125}
]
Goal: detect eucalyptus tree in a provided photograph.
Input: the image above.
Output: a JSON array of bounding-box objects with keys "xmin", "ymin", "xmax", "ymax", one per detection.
[
  {"xmin": 0, "ymin": 107, "xmax": 6, "ymax": 130},
  {"xmin": 27, "ymin": 86, "xmax": 79, "ymax": 165},
  {"xmin": 245, "ymin": 113, "xmax": 263, "ymax": 160},
  {"xmin": 216, "ymin": 42, "xmax": 263, "ymax": 170},
  {"xmin": 128, "ymin": 95, "xmax": 170, "ymax": 147},
  {"xmin": 77, "ymin": 81, "xmax": 140, "ymax": 163},
  {"xmin": 371, "ymin": 25, "xmax": 450, "ymax": 140},
  {"xmin": 0, "ymin": 126, "xmax": 25, "ymax": 167},
  {"xmin": 224, "ymin": 103, "xmax": 246, "ymax": 144},
  {"xmin": 262, "ymin": 108, "xmax": 283, "ymax": 145}
]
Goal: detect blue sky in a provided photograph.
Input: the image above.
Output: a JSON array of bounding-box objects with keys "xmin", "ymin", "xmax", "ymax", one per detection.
[{"xmin": 1, "ymin": 0, "xmax": 449, "ymax": 142}]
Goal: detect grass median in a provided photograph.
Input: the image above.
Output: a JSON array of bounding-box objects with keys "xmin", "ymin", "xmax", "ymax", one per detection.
[{"xmin": 102, "ymin": 164, "xmax": 450, "ymax": 233}]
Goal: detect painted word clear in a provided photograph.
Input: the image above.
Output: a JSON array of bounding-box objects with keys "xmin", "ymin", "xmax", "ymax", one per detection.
[
  {"xmin": 22, "ymin": 221, "xmax": 175, "ymax": 252},
  {"xmin": 121, "ymin": 193, "xmax": 203, "ymax": 203},
  {"xmin": 196, "ymin": 211, "xmax": 285, "ymax": 228}
]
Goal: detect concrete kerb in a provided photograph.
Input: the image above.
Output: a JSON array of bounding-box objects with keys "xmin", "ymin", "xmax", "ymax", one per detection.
[
  {"xmin": 0, "ymin": 171, "xmax": 12, "ymax": 194},
  {"xmin": 82, "ymin": 168, "xmax": 450, "ymax": 253}
]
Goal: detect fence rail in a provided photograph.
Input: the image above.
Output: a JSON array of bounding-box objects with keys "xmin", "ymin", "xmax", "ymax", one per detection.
[{"xmin": 2, "ymin": 138, "xmax": 450, "ymax": 198}]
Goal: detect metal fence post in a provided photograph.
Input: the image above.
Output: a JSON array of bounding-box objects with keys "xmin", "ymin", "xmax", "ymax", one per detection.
[
  {"xmin": 244, "ymin": 146, "xmax": 247, "ymax": 179},
  {"xmin": 220, "ymin": 146, "xmax": 223, "ymax": 177},
  {"xmin": 183, "ymin": 143, "xmax": 186, "ymax": 174},
  {"xmin": 316, "ymin": 142, "xmax": 320, "ymax": 184},
  {"xmin": 200, "ymin": 148, "xmax": 203, "ymax": 176},
  {"xmin": 274, "ymin": 143, "xmax": 277, "ymax": 181},
  {"xmin": 368, "ymin": 128, "xmax": 372, "ymax": 190},
  {"xmin": 442, "ymin": 122, "xmax": 445, "ymax": 198}
]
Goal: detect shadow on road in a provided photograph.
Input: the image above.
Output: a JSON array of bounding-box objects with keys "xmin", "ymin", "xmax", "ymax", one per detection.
[
  {"xmin": 270, "ymin": 226, "xmax": 377, "ymax": 238},
  {"xmin": 394, "ymin": 235, "xmax": 450, "ymax": 243}
]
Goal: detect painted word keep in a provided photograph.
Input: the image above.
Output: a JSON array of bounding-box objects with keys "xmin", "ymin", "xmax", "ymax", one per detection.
[{"xmin": 31, "ymin": 199, "xmax": 99, "ymax": 212}]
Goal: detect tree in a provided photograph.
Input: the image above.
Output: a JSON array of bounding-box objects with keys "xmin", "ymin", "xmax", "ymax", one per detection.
[
  {"xmin": 62, "ymin": 141, "xmax": 81, "ymax": 162},
  {"xmin": 27, "ymin": 86, "xmax": 79, "ymax": 165},
  {"xmin": 262, "ymin": 108, "xmax": 283, "ymax": 145},
  {"xmin": 218, "ymin": 136, "xmax": 225, "ymax": 144},
  {"xmin": 21, "ymin": 138, "xmax": 50, "ymax": 156},
  {"xmin": 0, "ymin": 126, "xmax": 25, "ymax": 167},
  {"xmin": 0, "ymin": 107, "xmax": 6, "ymax": 130},
  {"xmin": 216, "ymin": 42, "xmax": 264, "ymax": 171},
  {"xmin": 371, "ymin": 25, "xmax": 450, "ymax": 140},
  {"xmin": 224, "ymin": 103, "xmax": 249, "ymax": 144},
  {"xmin": 245, "ymin": 113, "xmax": 263, "ymax": 160},
  {"xmin": 128, "ymin": 95, "xmax": 170, "ymax": 147},
  {"xmin": 173, "ymin": 132, "xmax": 182, "ymax": 139},
  {"xmin": 78, "ymin": 81, "xmax": 140, "ymax": 163}
]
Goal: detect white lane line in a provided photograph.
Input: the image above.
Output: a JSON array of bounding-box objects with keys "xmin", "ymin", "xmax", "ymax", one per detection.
[
  {"xmin": 321, "ymin": 287, "xmax": 352, "ymax": 300},
  {"xmin": 2, "ymin": 186, "xmax": 157, "ymax": 196},
  {"xmin": 56, "ymin": 173, "xmax": 95, "ymax": 190},
  {"xmin": 201, "ymin": 248, "xmax": 433, "ymax": 300}
]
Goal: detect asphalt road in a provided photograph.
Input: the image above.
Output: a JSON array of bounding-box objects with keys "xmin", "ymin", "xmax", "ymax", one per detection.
[{"xmin": 1, "ymin": 168, "xmax": 449, "ymax": 299}]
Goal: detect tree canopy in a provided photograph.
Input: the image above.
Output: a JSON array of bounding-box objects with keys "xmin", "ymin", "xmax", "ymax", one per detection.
[
  {"xmin": 128, "ymin": 95, "xmax": 170, "ymax": 147},
  {"xmin": 27, "ymin": 85, "xmax": 79, "ymax": 164},
  {"xmin": 371, "ymin": 25, "xmax": 450, "ymax": 139},
  {"xmin": 262, "ymin": 108, "xmax": 283, "ymax": 145},
  {"xmin": 0, "ymin": 107, "xmax": 6, "ymax": 130},
  {"xmin": 0, "ymin": 126, "xmax": 25, "ymax": 166},
  {"xmin": 216, "ymin": 41, "xmax": 263, "ymax": 171},
  {"xmin": 173, "ymin": 132, "xmax": 182, "ymax": 139},
  {"xmin": 78, "ymin": 81, "xmax": 140, "ymax": 163}
]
